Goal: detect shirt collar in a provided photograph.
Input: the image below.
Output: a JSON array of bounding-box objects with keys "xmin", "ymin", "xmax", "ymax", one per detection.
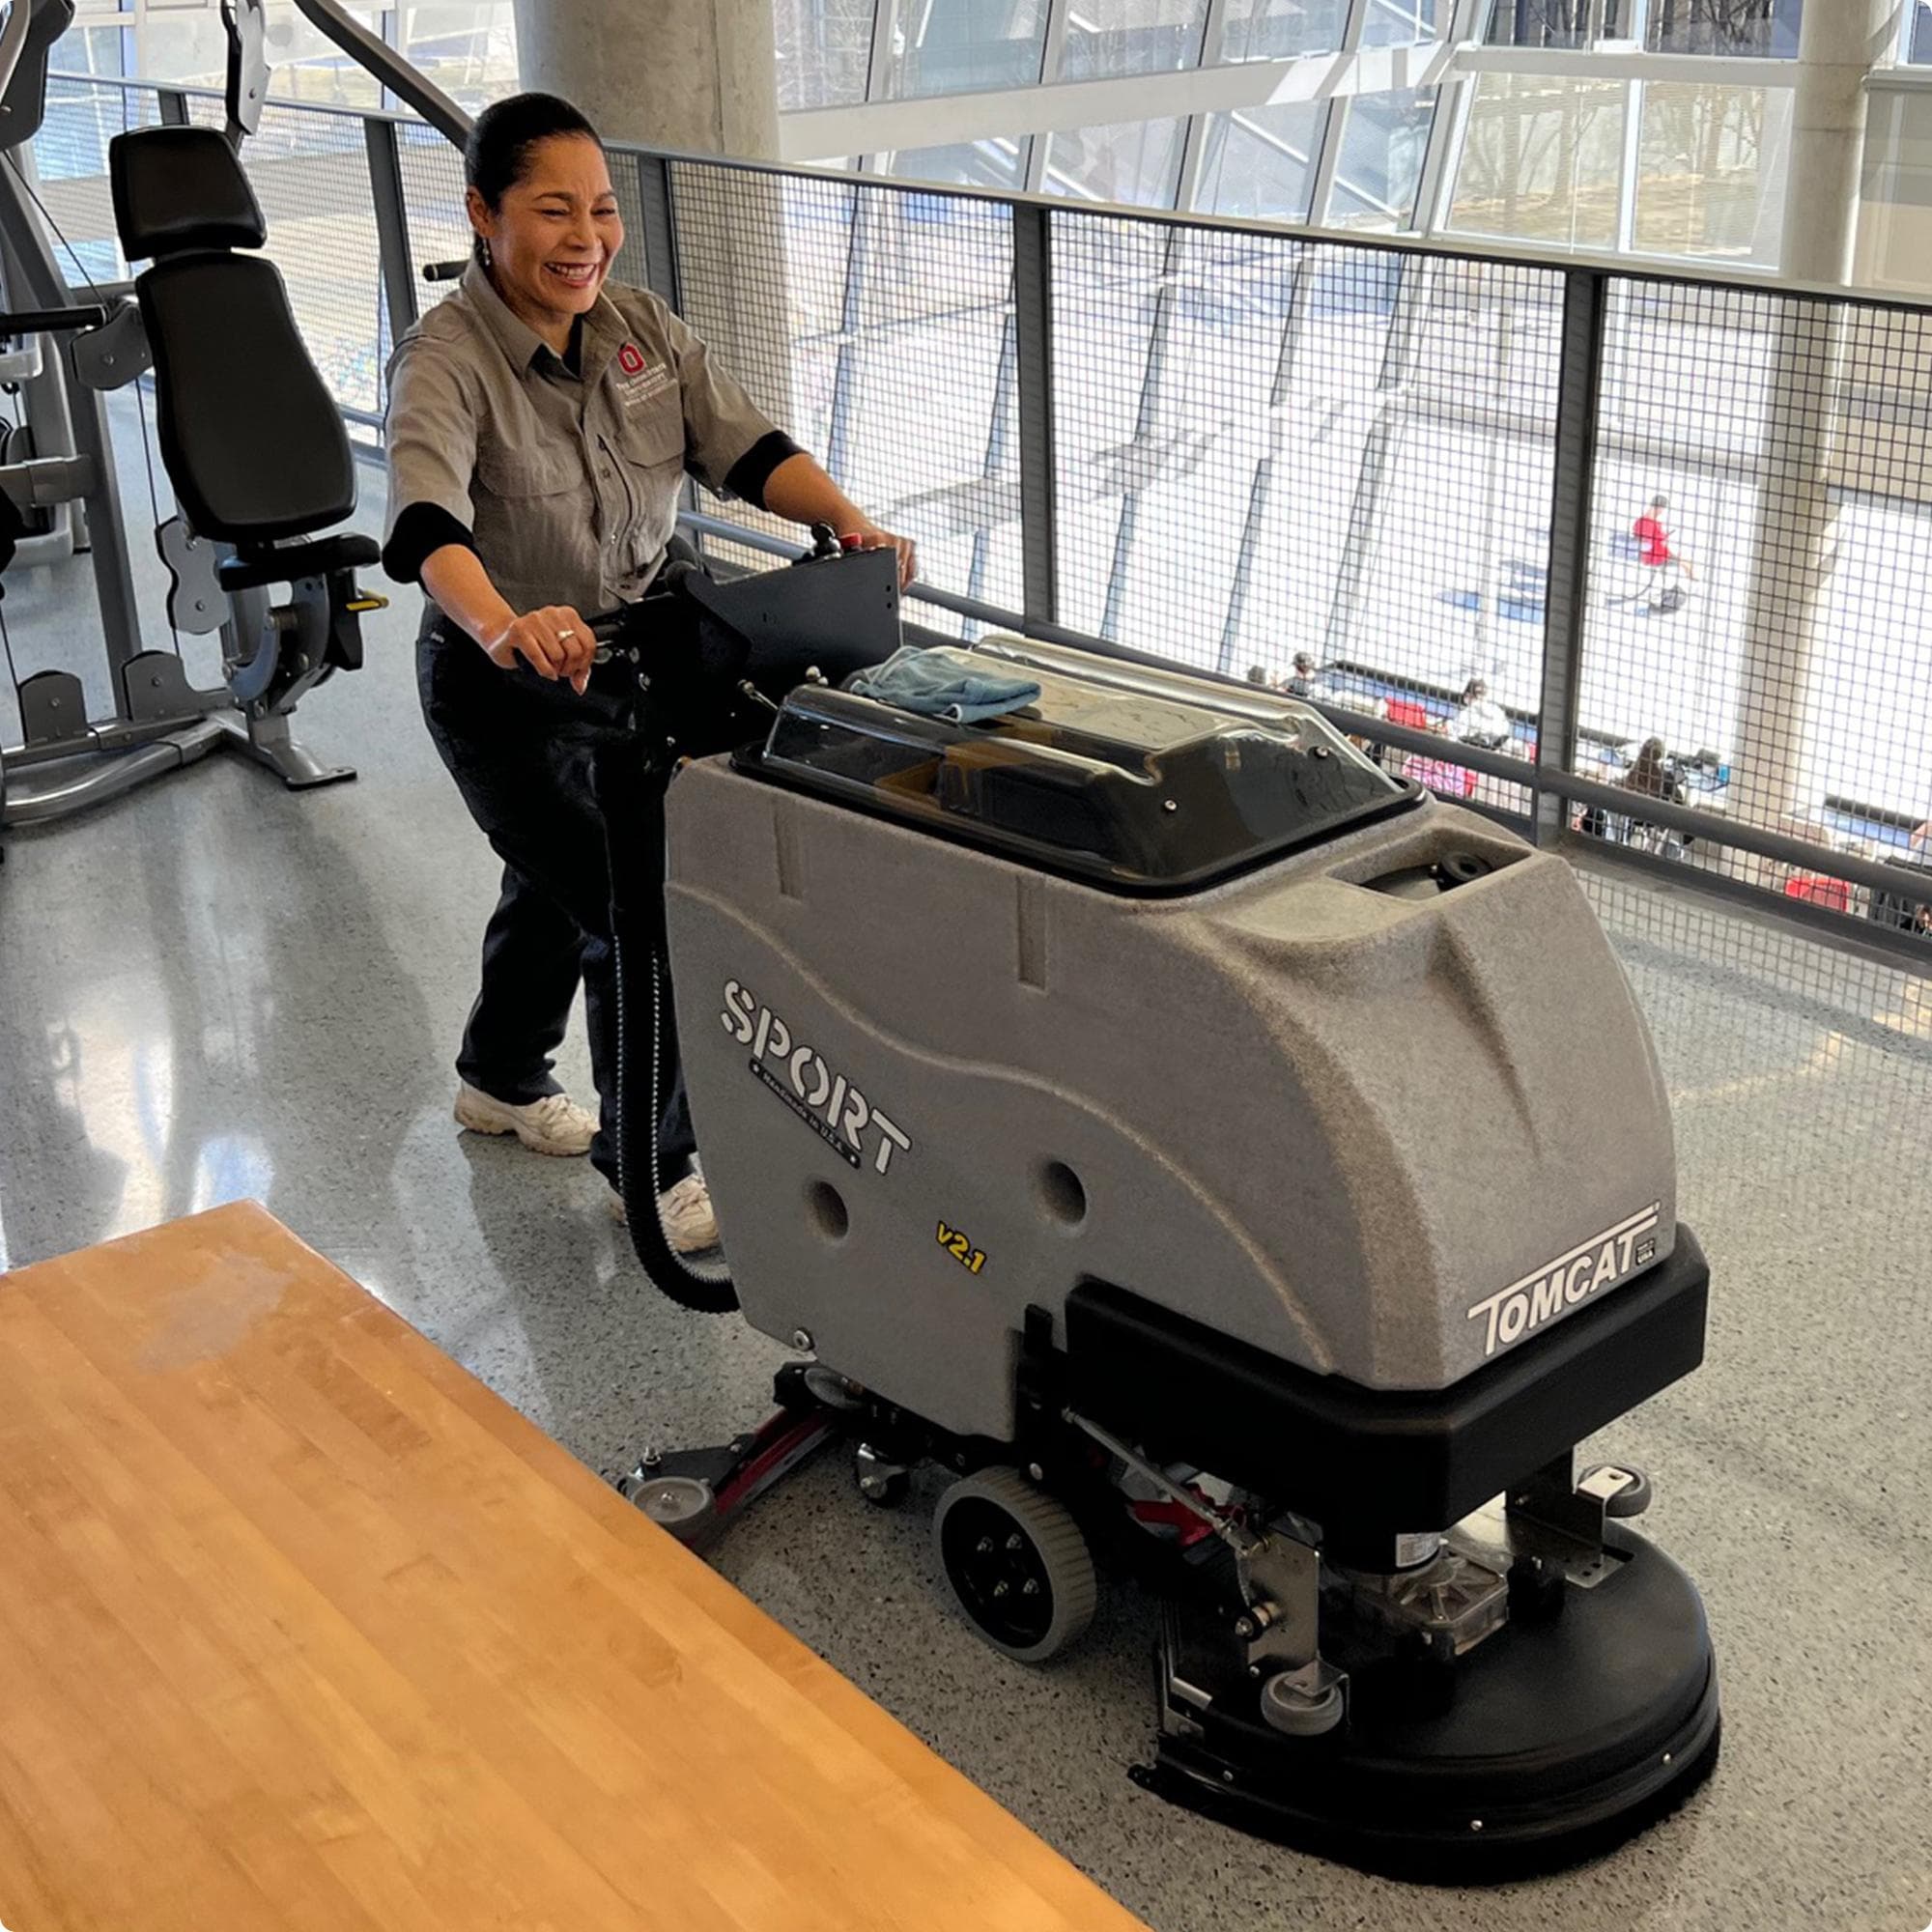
[
  {"xmin": 463, "ymin": 259, "xmax": 628, "ymax": 384},
  {"xmin": 576, "ymin": 296, "xmax": 630, "ymax": 387},
  {"xmin": 463, "ymin": 259, "xmax": 546, "ymax": 373}
]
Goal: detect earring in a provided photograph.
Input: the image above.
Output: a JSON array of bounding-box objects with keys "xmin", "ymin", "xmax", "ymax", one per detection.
[{"xmin": 479, "ymin": 238, "xmax": 493, "ymax": 269}]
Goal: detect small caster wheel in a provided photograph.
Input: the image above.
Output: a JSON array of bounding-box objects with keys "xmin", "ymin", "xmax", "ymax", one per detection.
[
  {"xmin": 629, "ymin": 1473, "xmax": 715, "ymax": 1546},
  {"xmin": 1585, "ymin": 1463, "xmax": 1653, "ymax": 1519},
  {"xmin": 933, "ymin": 1466, "xmax": 1096, "ymax": 1663},
  {"xmin": 857, "ymin": 1464, "xmax": 910, "ymax": 1508},
  {"xmin": 1259, "ymin": 1670, "xmax": 1345, "ymax": 1738}
]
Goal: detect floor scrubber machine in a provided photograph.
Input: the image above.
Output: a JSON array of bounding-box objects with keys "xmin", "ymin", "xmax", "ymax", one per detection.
[{"xmin": 598, "ymin": 549, "xmax": 1719, "ymax": 1882}]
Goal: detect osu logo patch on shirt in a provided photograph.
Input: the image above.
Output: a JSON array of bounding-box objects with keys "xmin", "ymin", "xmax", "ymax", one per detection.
[{"xmin": 614, "ymin": 340, "xmax": 675, "ymax": 409}]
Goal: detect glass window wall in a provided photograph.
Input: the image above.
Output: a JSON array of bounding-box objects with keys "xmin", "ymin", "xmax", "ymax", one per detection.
[
  {"xmin": 1634, "ymin": 82, "xmax": 1788, "ymax": 265},
  {"xmin": 1482, "ymin": 0, "xmax": 1636, "ymax": 47},
  {"xmin": 1361, "ymin": 0, "xmax": 1445, "ymax": 47},
  {"xmin": 1645, "ymin": 0, "xmax": 1802, "ymax": 58},
  {"xmin": 883, "ymin": 0, "xmax": 1050, "ymax": 97},
  {"xmin": 1196, "ymin": 102, "xmax": 1325, "ymax": 222},
  {"xmin": 258, "ymin": 4, "xmax": 387, "ymax": 106},
  {"xmin": 1061, "ymin": 0, "xmax": 1211, "ymax": 81},
  {"xmin": 396, "ymin": 3, "xmax": 518, "ymax": 110},
  {"xmin": 1043, "ymin": 117, "xmax": 1189, "ymax": 205},
  {"xmin": 774, "ymin": 0, "xmax": 875, "ymax": 110},
  {"xmin": 1327, "ymin": 86, "xmax": 1438, "ymax": 231},
  {"xmin": 1448, "ymin": 74, "xmax": 1627, "ymax": 249},
  {"xmin": 52, "ymin": 19, "xmax": 133, "ymax": 77},
  {"xmin": 885, "ymin": 137, "xmax": 1032, "ymax": 189},
  {"xmin": 68, "ymin": 0, "xmax": 1815, "ymax": 279},
  {"xmin": 1219, "ymin": 0, "xmax": 1348, "ymax": 63}
]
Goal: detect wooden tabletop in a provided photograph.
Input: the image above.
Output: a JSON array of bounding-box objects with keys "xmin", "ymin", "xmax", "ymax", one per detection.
[{"xmin": 0, "ymin": 1202, "xmax": 1149, "ymax": 1931}]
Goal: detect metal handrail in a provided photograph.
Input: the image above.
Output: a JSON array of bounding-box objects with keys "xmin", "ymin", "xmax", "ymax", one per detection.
[{"xmin": 49, "ymin": 66, "xmax": 424, "ymax": 127}]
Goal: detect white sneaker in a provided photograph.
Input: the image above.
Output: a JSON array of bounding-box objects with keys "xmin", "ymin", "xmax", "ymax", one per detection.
[
  {"xmin": 454, "ymin": 1082, "xmax": 597, "ymax": 1157},
  {"xmin": 608, "ymin": 1173, "xmax": 721, "ymax": 1253}
]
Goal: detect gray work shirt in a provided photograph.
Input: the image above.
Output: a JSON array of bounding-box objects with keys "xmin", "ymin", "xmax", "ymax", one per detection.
[{"xmin": 384, "ymin": 262, "xmax": 781, "ymax": 619}]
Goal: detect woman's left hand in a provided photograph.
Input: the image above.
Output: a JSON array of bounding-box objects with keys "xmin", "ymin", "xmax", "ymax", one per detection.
[{"xmin": 845, "ymin": 521, "xmax": 918, "ymax": 590}]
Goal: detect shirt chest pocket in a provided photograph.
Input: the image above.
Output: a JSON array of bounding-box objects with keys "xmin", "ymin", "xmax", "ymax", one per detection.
[
  {"xmin": 614, "ymin": 394, "xmax": 686, "ymax": 476},
  {"xmin": 474, "ymin": 443, "xmax": 582, "ymax": 500}
]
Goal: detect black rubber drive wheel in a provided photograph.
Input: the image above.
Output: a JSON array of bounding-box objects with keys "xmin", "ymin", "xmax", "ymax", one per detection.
[{"xmin": 933, "ymin": 1467, "xmax": 1097, "ymax": 1663}]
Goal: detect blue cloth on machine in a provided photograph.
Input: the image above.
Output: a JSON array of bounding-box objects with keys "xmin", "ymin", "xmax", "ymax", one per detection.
[{"xmin": 846, "ymin": 645, "xmax": 1041, "ymax": 724}]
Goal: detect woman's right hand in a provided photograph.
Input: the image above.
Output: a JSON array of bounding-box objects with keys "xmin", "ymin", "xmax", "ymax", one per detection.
[{"xmin": 481, "ymin": 606, "xmax": 596, "ymax": 691}]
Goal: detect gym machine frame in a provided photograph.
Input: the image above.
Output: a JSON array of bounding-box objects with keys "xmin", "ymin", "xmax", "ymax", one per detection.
[{"xmin": 0, "ymin": 0, "xmax": 377, "ymax": 831}]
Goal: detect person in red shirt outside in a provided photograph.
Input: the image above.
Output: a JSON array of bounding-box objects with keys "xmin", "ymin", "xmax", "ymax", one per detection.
[{"xmin": 1631, "ymin": 494, "xmax": 1694, "ymax": 593}]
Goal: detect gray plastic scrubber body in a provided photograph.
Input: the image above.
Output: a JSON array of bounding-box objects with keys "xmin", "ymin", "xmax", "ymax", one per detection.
[{"xmin": 663, "ymin": 752, "xmax": 1675, "ymax": 1445}]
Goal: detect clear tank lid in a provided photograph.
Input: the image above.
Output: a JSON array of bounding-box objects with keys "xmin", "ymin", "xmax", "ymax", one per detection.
[{"xmin": 742, "ymin": 638, "xmax": 1416, "ymax": 894}]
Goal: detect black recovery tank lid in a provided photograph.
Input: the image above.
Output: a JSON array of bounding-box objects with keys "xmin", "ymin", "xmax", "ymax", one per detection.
[{"xmin": 740, "ymin": 637, "xmax": 1419, "ymax": 895}]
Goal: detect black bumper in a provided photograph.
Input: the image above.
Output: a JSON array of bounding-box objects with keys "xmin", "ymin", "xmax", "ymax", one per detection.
[{"xmin": 1064, "ymin": 1223, "xmax": 1709, "ymax": 1544}]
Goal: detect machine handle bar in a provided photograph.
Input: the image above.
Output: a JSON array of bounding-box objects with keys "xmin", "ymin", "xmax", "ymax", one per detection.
[{"xmin": 0, "ymin": 304, "xmax": 110, "ymax": 333}]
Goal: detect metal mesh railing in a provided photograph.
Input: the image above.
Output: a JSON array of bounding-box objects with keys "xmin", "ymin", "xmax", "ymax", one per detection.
[
  {"xmin": 1571, "ymin": 282, "xmax": 1932, "ymax": 930},
  {"xmin": 28, "ymin": 78, "xmax": 389, "ymax": 423},
  {"xmin": 395, "ymin": 118, "xmax": 469, "ymax": 295},
  {"xmin": 650, "ymin": 171, "xmax": 1932, "ymax": 943},
  {"xmin": 1047, "ymin": 217, "xmax": 1558, "ymax": 815},
  {"xmin": 237, "ymin": 101, "xmax": 389, "ymax": 416},
  {"xmin": 668, "ymin": 165, "xmax": 1022, "ymax": 635},
  {"xmin": 24, "ymin": 72, "xmax": 1932, "ymax": 959},
  {"xmin": 28, "ymin": 78, "xmax": 158, "ymax": 287}
]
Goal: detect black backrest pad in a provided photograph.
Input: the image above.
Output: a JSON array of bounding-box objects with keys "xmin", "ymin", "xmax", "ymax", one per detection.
[
  {"xmin": 137, "ymin": 254, "xmax": 355, "ymax": 542},
  {"xmin": 110, "ymin": 127, "xmax": 268, "ymax": 259}
]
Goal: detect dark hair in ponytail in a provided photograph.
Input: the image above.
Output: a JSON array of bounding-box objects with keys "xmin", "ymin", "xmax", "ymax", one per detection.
[{"xmin": 465, "ymin": 91, "xmax": 604, "ymax": 263}]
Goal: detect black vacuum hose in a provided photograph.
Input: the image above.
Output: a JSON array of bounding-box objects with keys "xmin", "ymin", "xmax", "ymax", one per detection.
[{"xmin": 597, "ymin": 732, "xmax": 739, "ymax": 1316}]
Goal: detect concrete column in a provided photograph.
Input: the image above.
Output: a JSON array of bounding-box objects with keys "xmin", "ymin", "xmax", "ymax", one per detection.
[
  {"xmin": 1729, "ymin": 0, "xmax": 1897, "ymax": 856},
  {"xmin": 1779, "ymin": 0, "xmax": 1897, "ymax": 284},
  {"xmin": 512, "ymin": 0, "xmax": 780, "ymax": 159}
]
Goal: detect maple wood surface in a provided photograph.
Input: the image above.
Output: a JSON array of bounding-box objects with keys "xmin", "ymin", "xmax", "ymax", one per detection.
[{"xmin": 0, "ymin": 1202, "xmax": 1149, "ymax": 1931}]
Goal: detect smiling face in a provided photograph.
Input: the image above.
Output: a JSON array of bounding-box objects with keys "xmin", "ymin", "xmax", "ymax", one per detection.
[{"xmin": 469, "ymin": 133, "xmax": 624, "ymax": 344}]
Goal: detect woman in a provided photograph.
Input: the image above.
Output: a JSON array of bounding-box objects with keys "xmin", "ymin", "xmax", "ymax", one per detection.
[
  {"xmin": 1447, "ymin": 677, "xmax": 1510, "ymax": 751},
  {"xmin": 1616, "ymin": 736, "xmax": 1688, "ymax": 858},
  {"xmin": 384, "ymin": 92, "xmax": 914, "ymax": 1248},
  {"xmin": 1622, "ymin": 737, "xmax": 1684, "ymax": 806}
]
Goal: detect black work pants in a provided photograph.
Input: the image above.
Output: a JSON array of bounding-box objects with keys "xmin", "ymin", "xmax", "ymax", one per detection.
[{"xmin": 418, "ymin": 621, "xmax": 695, "ymax": 1190}]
